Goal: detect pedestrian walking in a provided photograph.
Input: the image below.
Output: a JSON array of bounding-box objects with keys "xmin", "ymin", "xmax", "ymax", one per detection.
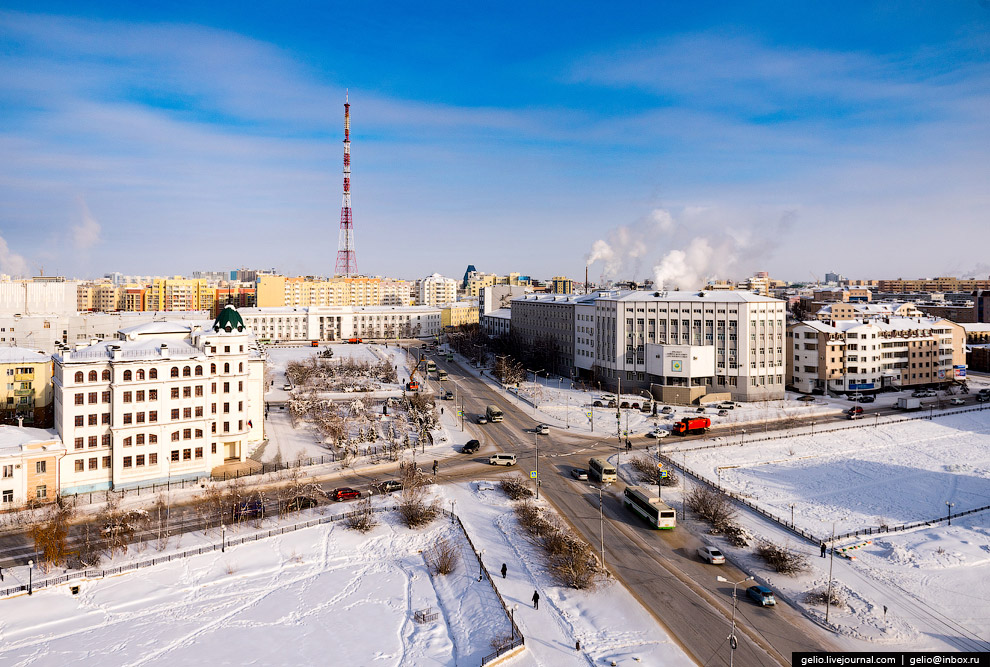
[
  {"xmin": 501, "ymin": 563, "xmax": 507, "ymax": 579},
  {"xmin": 0, "ymin": 566, "xmax": 3, "ymax": 581},
  {"xmin": 532, "ymin": 590, "xmax": 540, "ymax": 609},
  {"xmin": 821, "ymin": 542, "xmax": 827, "ymax": 558}
]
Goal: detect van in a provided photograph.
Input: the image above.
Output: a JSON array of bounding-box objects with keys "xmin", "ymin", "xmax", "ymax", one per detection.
[{"xmin": 488, "ymin": 453, "xmax": 517, "ymax": 466}]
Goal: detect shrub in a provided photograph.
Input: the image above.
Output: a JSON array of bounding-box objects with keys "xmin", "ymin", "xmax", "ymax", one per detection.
[
  {"xmin": 500, "ymin": 478, "xmax": 534, "ymax": 500},
  {"xmin": 344, "ymin": 498, "xmax": 377, "ymax": 533},
  {"xmin": 630, "ymin": 456, "xmax": 678, "ymax": 487},
  {"xmin": 685, "ymin": 486, "xmax": 737, "ymax": 532},
  {"xmin": 513, "ymin": 502, "xmax": 603, "ymax": 589},
  {"xmin": 805, "ymin": 587, "xmax": 846, "ymax": 607},
  {"xmin": 397, "ymin": 462, "xmax": 441, "ymax": 528},
  {"xmin": 424, "ymin": 537, "xmax": 459, "ymax": 575},
  {"xmin": 756, "ymin": 541, "xmax": 810, "ymax": 575}
]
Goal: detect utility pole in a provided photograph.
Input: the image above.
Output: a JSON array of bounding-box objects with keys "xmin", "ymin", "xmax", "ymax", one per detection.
[{"xmin": 825, "ymin": 522, "xmax": 836, "ymax": 623}]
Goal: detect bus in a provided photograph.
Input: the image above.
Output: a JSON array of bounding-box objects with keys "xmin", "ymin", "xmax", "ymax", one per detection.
[
  {"xmin": 437, "ymin": 369, "xmax": 448, "ymax": 381},
  {"xmin": 486, "ymin": 405, "xmax": 504, "ymax": 422},
  {"xmin": 588, "ymin": 457, "xmax": 617, "ymax": 484},
  {"xmin": 624, "ymin": 485, "xmax": 676, "ymax": 529},
  {"xmin": 426, "ymin": 360, "xmax": 437, "ymax": 373}
]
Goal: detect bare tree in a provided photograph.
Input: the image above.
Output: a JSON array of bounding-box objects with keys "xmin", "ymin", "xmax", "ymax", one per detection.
[
  {"xmin": 756, "ymin": 540, "xmax": 810, "ymax": 575},
  {"xmin": 30, "ymin": 498, "xmax": 74, "ymax": 573},
  {"xmin": 344, "ymin": 497, "xmax": 377, "ymax": 533},
  {"xmin": 151, "ymin": 493, "xmax": 171, "ymax": 551},
  {"xmin": 685, "ymin": 486, "xmax": 737, "ymax": 532},
  {"xmin": 98, "ymin": 495, "xmax": 139, "ymax": 558},
  {"xmin": 424, "ymin": 537, "xmax": 459, "ymax": 575},
  {"xmin": 397, "ymin": 461, "xmax": 440, "ymax": 528}
]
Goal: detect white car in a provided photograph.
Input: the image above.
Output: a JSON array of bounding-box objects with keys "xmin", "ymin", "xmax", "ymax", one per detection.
[
  {"xmin": 949, "ymin": 397, "xmax": 965, "ymax": 405},
  {"xmin": 698, "ymin": 545, "xmax": 725, "ymax": 565},
  {"xmin": 648, "ymin": 428, "xmax": 669, "ymax": 439},
  {"xmin": 282, "ymin": 383, "xmax": 292, "ymax": 391},
  {"xmin": 535, "ymin": 424, "xmax": 550, "ymax": 435}
]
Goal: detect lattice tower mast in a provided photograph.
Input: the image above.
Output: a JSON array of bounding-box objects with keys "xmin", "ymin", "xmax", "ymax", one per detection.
[{"xmin": 335, "ymin": 92, "xmax": 358, "ymax": 277}]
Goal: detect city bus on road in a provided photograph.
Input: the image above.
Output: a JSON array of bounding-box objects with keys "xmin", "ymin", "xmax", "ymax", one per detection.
[
  {"xmin": 486, "ymin": 405, "xmax": 504, "ymax": 422},
  {"xmin": 437, "ymin": 369, "xmax": 448, "ymax": 381},
  {"xmin": 588, "ymin": 457, "xmax": 617, "ymax": 484},
  {"xmin": 624, "ymin": 485, "xmax": 676, "ymax": 529}
]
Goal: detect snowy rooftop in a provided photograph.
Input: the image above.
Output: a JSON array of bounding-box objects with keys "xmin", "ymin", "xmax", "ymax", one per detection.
[
  {"xmin": 239, "ymin": 305, "xmax": 440, "ymax": 315},
  {"xmin": 608, "ymin": 289, "xmax": 783, "ymax": 304},
  {"xmin": 118, "ymin": 321, "xmax": 196, "ymax": 337},
  {"xmin": 0, "ymin": 346, "xmax": 51, "ymax": 363},
  {"xmin": 797, "ymin": 316, "xmax": 952, "ymax": 335},
  {"xmin": 961, "ymin": 323, "xmax": 990, "ymax": 333},
  {"xmin": 60, "ymin": 337, "xmax": 204, "ymax": 363},
  {"xmin": 511, "ymin": 293, "xmax": 598, "ymax": 305},
  {"xmin": 0, "ymin": 425, "xmax": 60, "ymax": 455},
  {"xmin": 483, "ymin": 308, "xmax": 512, "ymax": 320}
]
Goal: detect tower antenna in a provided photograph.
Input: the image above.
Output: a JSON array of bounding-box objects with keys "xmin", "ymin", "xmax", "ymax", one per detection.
[{"xmin": 335, "ymin": 93, "xmax": 358, "ymax": 277}]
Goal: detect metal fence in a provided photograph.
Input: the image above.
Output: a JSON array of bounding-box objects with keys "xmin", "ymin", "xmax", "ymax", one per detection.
[
  {"xmin": 661, "ymin": 453, "xmax": 990, "ymax": 548},
  {"xmin": 1, "ymin": 505, "xmax": 526, "ymax": 667}
]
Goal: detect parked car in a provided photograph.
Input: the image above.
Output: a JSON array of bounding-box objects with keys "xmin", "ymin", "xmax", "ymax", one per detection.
[
  {"xmin": 719, "ymin": 401, "xmax": 736, "ymax": 409},
  {"xmin": 283, "ymin": 383, "xmax": 292, "ymax": 391},
  {"xmin": 488, "ymin": 453, "xmax": 517, "ymax": 466},
  {"xmin": 535, "ymin": 424, "xmax": 550, "ymax": 435},
  {"xmin": 570, "ymin": 468, "xmax": 588, "ymax": 481},
  {"xmin": 950, "ymin": 397, "xmax": 965, "ymax": 405},
  {"xmin": 374, "ymin": 480, "xmax": 403, "ymax": 494},
  {"xmin": 661, "ymin": 406, "xmax": 674, "ymax": 414},
  {"xmin": 461, "ymin": 439, "xmax": 481, "ymax": 454},
  {"xmin": 747, "ymin": 585, "xmax": 776, "ymax": 606},
  {"xmin": 477, "ymin": 415, "xmax": 489, "ymax": 425},
  {"xmin": 234, "ymin": 499, "xmax": 264, "ymax": 520},
  {"xmin": 859, "ymin": 396, "xmax": 875, "ymax": 403},
  {"xmin": 717, "ymin": 409, "xmax": 729, "ymax": 416},
  {"xmin": 697, "ymin": 545, "xmax": 725, "ymax": 565},
  {"xmin": 797, "ymin": 395, "xmax": 816, "ymax": 402},
  {"xmin": 848, "ymin": 393, "xmax": 863, "ymax": 402},
  {"xmin": 331, "ymin": 487, "xmax": 361, "ymax": 502},
  {"xmin": 978, "ymin": 395, "xmax": 990, "ymax": 403},
  {"xmin": 848, "ymin": 412, "xmax": 863, "ymax": 420},
  {"xmin": 847, "ymin": 406, "xmax": 864, "ymax": 415},
  {"xmin": 696, "ymin": 407, "xmax": 706, "ymax": 413}
]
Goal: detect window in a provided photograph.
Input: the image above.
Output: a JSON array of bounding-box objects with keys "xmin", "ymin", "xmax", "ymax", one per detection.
[
  {"xmin": 149, "ymin": 453, "xmax": 157, "ymax": 465},
  {"xmin": 183, "ymin": 407, "xmax": 191, "ymax": 419},
  {"xmin": 171, "ymin": 432, "xmax": 180, "ymax": 442},
  {"xmin": 102, "ymin": 369, "xmax": 111, "ymax": 381},
  {"xmin": 195, "ymin": 406, "xmax": 203, "ymax": 417},
  {"xmin": 102, "ymin": 456, "xmax": 111, "ymax": 468},
  {"xmin": 123, "ymin": 413, "xmax": 132, "ymax": 425},
  {"xmin": 74, "ymin": 437, "xmax": 84, "ymax": 449},
  {"xmin": 223, "ymin": 382, "xmax": 230, "ymax": 393},
  {"xmin": 211, "ymin": 423, "xmax": 217, "ymax": 433},
  {"xmin": 123, "ymin": 370, "xmax": 132, "ymax": 381},
  {"xmin": 223, "ymin": 362, "xmax": 230, "ymax": 374},
  {"xmin": 123, "ymin": 391, "xmax": 132, "ymax": 403},
  {"xmin": 88, "ymin": 414, "xmax": 97, "ymax": 426},
  {"xmin": 137, "ymin": 412, "xmax": 145, "ymax": 423},
  {"xmin": 183, "ymin": 448, "xmax": 192, "ymax": 460},
  {"xmin": 136, "ymin": 433, "xmax": 145, "ymax": 445},
  {"xmin": 102, "ymin": 390, "xmax": 111, "ymax": 403},
  {"xmin": 74, "ymin": 371, "xmax": 84, "ymax": 383},
  {"xmin": 74, "ymin": 393, "xmax": 84, "ymax": 406},
  {"xmin": 149, "ymin": 434, "xmax": 158, "ymax": 444},
  {"xmin": 211, "ymin": 363, "xmax": 216, "ymax": 373},
  {"xmin": 238, "ymin": 381, "xmax": 243, "ymax": 391},
  {"xmin": 136, "ymin": 455, "xmax": 145, "ymax": 467},
  {"xmin": 171, "ymin": 450, "xmax": 180, "ymax": 462},
  {"xmin": 123, "ymin": 456, "xmax": 132, "ymax": 468},
  {"xmin": 102, "ymin": 413, "xmax": 111, "ymax": 425},
  {"xmin": 183, "ymin": 428, "xmax": 192, "ymax": 440},
  {"xmin": 171, "ymin": 408, "xmax": 180, "ymax": 420},
  {"xmin": 149, "ymin": 410, "xmax": 158, "ymax": 422},
  {"xmin": 149, "ymin": 389, "xmax": 157, "ymax": 400},
  {"xmin": 170, "ymin": 367, "xmax": 179, "ymax": 378},
  {"xmin": 224, "ymin": 402, "xmax": 230, "ymax": 413},
  {"xmin": 2, "ymin": 465, "xmax": 13, "ymax": 478},
  {"xmin": 88, "ymin": 370, "xmax": 98, "ymax": 382},
  {"xmin": 223, "ymin": 422, "xmax": 230, "ymax": 433},
  {"xmin": 195, "ymin": 447, "xmax": 203, "ymax": 459},
  {"xmin": 183, "ymin": 386, "xmax": 191, "ymax": 398},
  {"xmin": 195, "ymin": 385, "xmax": 203, "ymax": 397},
  {"xmin": 89, "ymin": 392, "xmax": 98, "ymax": 404},
  {"xmin": 195, "ymin": 428, "xmax": 203, "ymax": 438},
  {"xmin": 101, "ymin": 434, "xmax": 111, "ymax": 447},
  {"xmin": 123, "ymin": 437, "xmax": 132, "ymax": 447},
  {"xmin": 171, "ymin": 387, "xmax": 180, "ymax": 399},
  {"xmin": 36, "ymin": 485, "xmax": 47, "ymax": 499},
  {"xmin": 195, "ymin": 365, "xmax": 203, "ymax": 376},
  {"xmin": 211, "ymin": 443, "xmax": 217, "ymax": 454},
  {"xmin": 137, "ymin": 369, "xmax": 145, "ymax": 380},
  {"xmin": 75, "ymin": 459, "xmax": 84, "ymax": 472},
  {"xmin": 183, "ymin": 366, "xmax": 191, "ymax": 377},
  {"xmin": 149, "ymin": 368, "xmax": 158, "ymax": 380}
]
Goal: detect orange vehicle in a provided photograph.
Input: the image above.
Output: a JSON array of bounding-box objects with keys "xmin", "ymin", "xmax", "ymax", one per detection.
[
  {"xmin": 347, "ymin": 337, "xmax": 362, "ymax": 344},
  {"xmin": 311, "ymin": 340, "xmax": 319, "ymax": 347},
  {"xmin": 673, "ymin": 417, "xmax": 711, "ymax": 435}
]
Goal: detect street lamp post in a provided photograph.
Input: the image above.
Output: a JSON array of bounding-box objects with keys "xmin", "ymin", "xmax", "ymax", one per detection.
[
  {"xmin": 655, "ymin": 434, "xmax": 663, "ymax": 499},
  {"xmin": 479, "ymin": 549, "xmax": 486, "ymax": 577},
  {"xmin": 28, "ymin": 559, "xmax": 33, "ymax": 595},
  {"xmin": 535, "ymin": 433, "xmax": 540, "ymax": 500},
  {"xmin": 589, "ymin": 485, "xmax": 605, "ymax": 569},
  {"xmin": 716, "ymin": 575, "xmax": 754, "ymax": 667},
  {"xmin": 826, "ymin": 522, "xmax": 836, "ymax": 623},
  {"xmin": 511, "ymin": 604, "xmax": 519, "ymax": 640},
  {"xmin": 221, "ymin": 523, "xmax": 226, "ymax": 553},
  {"xmin": 741, "ymin": 429, "xmax": 746, "ymax": 446},
  {"xmin": 946, "ymin": 501, "xmax": 955, "ymax": 526},
  {"xmin": 790, "ymin": 503, "xmax": 795, "ymax": 526}
]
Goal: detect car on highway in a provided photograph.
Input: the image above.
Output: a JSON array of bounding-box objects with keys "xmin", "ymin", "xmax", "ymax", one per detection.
[
  {"xmin": 461, "ymin": 439, "xmax": 481, "ymax": 454},
  {"xmin": 331, "ymin": 487, "xmax": 361, "ymax": 502},
  {"xmin": 847, "ymin": 406, "xmax": 864, "ymax": 415},
  {"xmin": 477, "ymin": 415, "xmax": 489, "ymax": 424},
  {"xmin": 697, "ymin": 545, "xmax": 725, "ymax": 564},
  {"xmin": 648, "ymin": 427, "xmax": 669, "ymax": 439},
  {"xmin": 535, "ymin": 424, "xmax": 550, "ymax": 435},
  {"xmin": 950, "ymin": 397, "xmax": 965, "ymax": 405},
  {"xmin": 978, "ymin": 394, "xmax": 990, "ymax": 403},
  {"xmin": 747, "ymin": 585, "xmax": 776, "ymax": 606},
  {"xmin": 570, "ymin": 468, "xmax": 588, "ymax": 481},
  {"xmin": 442, "ymin": 390, "xmax": 454, "ymax": 400},
  {"xmin": 859, "ymin": 395, "xmax": 876, "ymax": 403}
]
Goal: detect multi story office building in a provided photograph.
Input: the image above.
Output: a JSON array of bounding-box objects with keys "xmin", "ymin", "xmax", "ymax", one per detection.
[
  {"xmin": 816, "ymin": 302, "xmax": 922, "ymax": 321},
  {"xmin": 53, "ymin": 307, "xmax": 264, "ymax": 493},
  {"xmin": 441, "ymin": 302, "xmax": 479, "ymax": 329},
  {"xmin": 0, "ymin": 346, "xmax": 54, "ymax": 427},
  {"xmin": 550, "ymin": 277, "xmax": 574, "ymax": 294},
  {"xmin": 256, "ymin": 275, "xmax": 383, "ymax": 308},
  {"xmin": 511, "ymin": 293, "xmax": 596, "ymax": 378},
  {"xmin": 0, "ymin": 425, "xmax": 63, "ymax": 509},
  {"xmin": 239, "ymin": 306, "xmax": 442, "ymax": 342},
  {"xmin": 787, "ymin": 317, "xmax": 965, "ymax": 394}
]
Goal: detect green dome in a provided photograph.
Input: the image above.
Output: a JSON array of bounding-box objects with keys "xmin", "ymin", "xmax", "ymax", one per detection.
[{"xmin": 213, "ymin": 305, "xmax": 245, "ymax": 333}]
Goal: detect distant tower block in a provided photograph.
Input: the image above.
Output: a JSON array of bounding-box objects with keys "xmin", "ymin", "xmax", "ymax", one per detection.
[{"xmin": 335, "ymin": 93, "xmax": 358, "ymax": 277}]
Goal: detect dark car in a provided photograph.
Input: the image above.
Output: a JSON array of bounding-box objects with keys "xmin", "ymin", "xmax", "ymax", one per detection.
[
  {"xmin": 331, "ymin": 487, "xmax": 361, "ymax": 502},
  {"xmin": 442, "ymin": 390, "xmax": 454, "ymax": 400},
  {"xmin": 234, "ymin": 499, "xmax": 264, "ymax": 520},
  {"xmin": 859, "ymin": 396, "xmax": 875, "ymax": 403},
  {"xmin": 747, "ymin": 585, "xmax": 776, "ymax": 606},
  {"xmin": 287, "ymin": 495, "xmax": 320, "ymax": 511},
  {"xmin": 462, "ymin": 439, "xmax": 481, "ymax": 454}
]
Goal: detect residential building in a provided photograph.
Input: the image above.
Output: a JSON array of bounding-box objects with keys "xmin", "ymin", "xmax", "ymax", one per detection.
[
  {"xmin": 441, "ymin": 302, "xmax": 479, "ymax": 329},
  {"xmin": 380, "ymin": 279, "xmax": 414, "ymax": 306},
  {"xmin": 0, "ymin": 425, "xmax": 64, "ymax": 509},
  {"xmin": 213, "ymin": 287, "xmax": 257, "ymax": 317},
  {"xmin": 146, "ymin": 278, "xmax": 215, "ymax": 312},
  {"xmin": 550, "ymin": 277, "xmax": 574, "ymax": 294},
  {"xmin": 787, "ymin": 317, "xmax": 966, "ymax": 394},
  {"xmin": 511, "ymin": 293, "xmax": 596, "ymax": 378},
  {"xmin": 418, "ymin": 274, "xmax": 458, "ymax": 308},
  {"xmin": 256, "ymin": 275, "xmax": 383, "ymax": 308},
  {"xmin": 53, "ymin": 307, "xmax": 265, "ymax": 493},
  {"xmin": 816, "ymin": 302, "xmax": 922, "ymax": 322},
  {"xmin": 481, "ymin": 309, "xmax": 511, "ymax": 338},
  {"xmin": 0, "ymin": 277, "xmax": 81, "ymax": 316},
  {"xmin": 877, "ymin": 277, "xmax": 990, "ymax": 293},
  {"xmin": 0, "ymin": 346, "xmax": 54, "ymax": 427}
]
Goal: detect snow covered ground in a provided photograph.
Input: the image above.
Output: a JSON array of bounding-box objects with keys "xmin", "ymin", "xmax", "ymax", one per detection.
[
  {"xmin": 0, "ymin": 483, "xmax": 692, "ymax": 666},
  {"xmin": 617, "ymin": 408, "xmax": 990, "ymax": 653}
]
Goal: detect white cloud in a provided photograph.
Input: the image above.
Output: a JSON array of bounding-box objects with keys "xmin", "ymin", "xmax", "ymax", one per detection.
[{"xmin": 0, "ymin": 234, "xmax": 29, "ymax": 277}]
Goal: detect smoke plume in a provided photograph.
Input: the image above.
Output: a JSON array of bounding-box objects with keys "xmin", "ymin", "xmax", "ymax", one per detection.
[
  {"xmin": 73, "ymin": 198, "xmax": 102, "ymax": 250},
  {"xmin": 0, "ymin": 235, "xmax": 29, "ymax": 277}
]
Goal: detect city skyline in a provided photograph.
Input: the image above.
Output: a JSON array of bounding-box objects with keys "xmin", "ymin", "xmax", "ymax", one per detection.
[{"xmin": 1, "ymin": 2, "xmax": 989, "ymax": 284}]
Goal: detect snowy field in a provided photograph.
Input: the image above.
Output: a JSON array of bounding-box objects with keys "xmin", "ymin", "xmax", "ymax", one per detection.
[
  {"xmin": 626, "ymin": 408, "xmax": 990, "ymax": 652},
  {"xmin": 0, "ymin": 483, "xmax": 693, "ymax": 666}
]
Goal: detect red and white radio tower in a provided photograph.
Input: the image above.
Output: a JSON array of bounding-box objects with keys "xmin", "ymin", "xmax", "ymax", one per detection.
[{"xmin": 335, "ymin": 92, "xmax": 358, "ymax": 277}]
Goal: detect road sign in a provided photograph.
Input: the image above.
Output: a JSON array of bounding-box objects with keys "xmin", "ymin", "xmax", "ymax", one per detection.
[
  {"xmin": 586, "ymin": 411, "xmax": 593, "ymax": 418},
  {"xmin": 659, "ymin": 470, "xmax": 669, "ymax": 478},
  {"xmin": 457, "ymin": 410, "xmax": 462, "ymax": 416},
  {"xmin": 530, "ymin": 471, "xmax": 537, "ymax": 478}
]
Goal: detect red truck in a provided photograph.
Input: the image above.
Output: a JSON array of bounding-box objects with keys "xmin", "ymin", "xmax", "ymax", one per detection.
[{"xmin": 673, "ymin": 416, "xmax": 711, "ymax": 435}]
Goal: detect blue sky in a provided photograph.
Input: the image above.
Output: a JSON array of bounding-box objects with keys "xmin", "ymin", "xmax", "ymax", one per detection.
[{"xmin": 1, "ymin": 1, "xmax": 988, "ymax": 286}]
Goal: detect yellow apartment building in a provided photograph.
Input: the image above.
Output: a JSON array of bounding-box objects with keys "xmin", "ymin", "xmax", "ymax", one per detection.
[{"xmin": 0, "ymin": 346, "xmax": 54, "ymax": 427}]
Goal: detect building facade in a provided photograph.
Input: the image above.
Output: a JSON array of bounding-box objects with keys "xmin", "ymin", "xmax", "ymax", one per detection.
[
  {"xmin": 0, "ymin": 346, "xmax": 54, "ymax": 427},
  {"xmin": 787, "ymin": 317, "xmax": 966, "ymax": 394},
  {"xmin": 441, "ymin": 302, "xmax": 480, "ymax": 329},
  {"xmin": 53, "ymin": 308, "xmax": 265, "ymax": 493},
  {"xmin": 0, "ymin": 426, "xmax": 63, "ymax": 509},
  {"xmin": 418, "ymin": 274, "xmax": 458, "ymax": 308},
  {"xmin": 239, "ymin": 306, "xmax": 442, "ymax": 342}
]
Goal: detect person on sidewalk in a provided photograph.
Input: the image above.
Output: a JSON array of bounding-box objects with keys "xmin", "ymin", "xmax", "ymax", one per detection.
[
  {"xmin": 821, "ymin": 542, "xmax": 827, "ymax": 558},
  {"xmin": 501, "ymin": 563, "xmax": 507, "ymax": 579},
  {"xmin": 532, "ymin": 590, "xmax": 540, "ymax": 609}
]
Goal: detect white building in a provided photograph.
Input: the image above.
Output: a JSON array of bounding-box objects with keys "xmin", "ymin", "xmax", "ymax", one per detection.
[
  {"xmin": 0, "ymin": 425, "xmax": 64, "ymax": 509},
  {"xmin": 418, "ymin": 273, "xmax": 458, "ymax": 308},
  {"xmin": 0, "ymin": 278, "xmax": 82, "ymax": 316},
  {"xmin": 481, "ymin": 308, "xmax": 512, "ymax": 338},
  {"xmin": 239, "ymin": 305, "xmax": 442, "ymax": 342},
  {"xmin": 53, "ymin": 307, "xmax": 265, "ymax": 494}
]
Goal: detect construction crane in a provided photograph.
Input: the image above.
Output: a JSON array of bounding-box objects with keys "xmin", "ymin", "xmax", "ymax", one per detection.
[{"xmin": 406, "ymin": 355, "xmax": 422, "ymax": 391}]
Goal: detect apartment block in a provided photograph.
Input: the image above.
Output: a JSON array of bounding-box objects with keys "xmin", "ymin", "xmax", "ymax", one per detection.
[
  {"xmin": 787, "ymin": 317, "xmax": 966, "ymax": 394},
  {"xmin": 441, "ymin": 302, "xmax": 479, "ymax": 329},
  {"xmin": 240, "ymin": 306, "xmax": 442, "ymax": 342},
  {"xmin": 53, "ymin": 307, "xmax": 265, "ymax": 493},
  {"xmin": 146, "ymin": 278, "xmax": 215, "ymax": 312},
  {"xmin": 877, "ymin": 278, "xmax": 990, "ymax": 293},
  {"xmin": 0, "ymin": 346, "xmax": 54, "ymax": 427},
  {"xmin": 256, "ymin": 275, "xmax": 383, "ymax": 308},
  {"xmin": 418, "ymin": 274, "xmax": 458, "ymax": 308}
]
